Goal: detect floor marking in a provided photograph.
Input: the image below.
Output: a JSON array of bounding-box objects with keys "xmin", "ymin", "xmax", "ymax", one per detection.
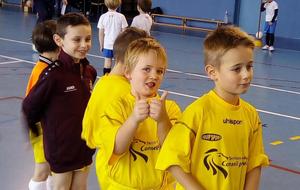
[
  {"xmin": 270, "ymin": 141, "xmax": 284, "ymax": 146},
  {"xmin": 1, "ymin": 37, "xmax": 300, "ymax": 96},
  {"xmin": 289, "ymin": 136, "xmax": 300, "ymax": 141},
  {"xmin": 0, "ymin": 60, "xmax": 22, "ymax": 65},
  {"xmin": 270, "ymin": 163, "xmax": 300, "ymax": 175}
]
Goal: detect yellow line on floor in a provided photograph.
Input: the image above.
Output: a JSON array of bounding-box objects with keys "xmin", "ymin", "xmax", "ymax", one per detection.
[
  {"xmin": 270, "ymin": 141, "xmax": 284, "ymax": 146},
  {"xmin": 289, "ymin": 136, "xmax": 300, "ymax": 141}
]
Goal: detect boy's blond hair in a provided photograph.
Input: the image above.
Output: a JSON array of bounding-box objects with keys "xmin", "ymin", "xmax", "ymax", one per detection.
[
  {"xmin": 124, "ymin": 38, "xmax": 167, "ymax": 73},
  {"xmin": 204, "ymin": 26, "xmax": 254, "ymax": 68},
  {"xmin": 105, "ymin": 0, "xmax": 121, "ymax": 10}
]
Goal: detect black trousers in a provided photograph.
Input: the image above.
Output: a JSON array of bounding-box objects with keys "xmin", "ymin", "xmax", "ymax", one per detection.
[{"xmin": 33, "ymin": 0, "xmax": 55, "ymax": 24}]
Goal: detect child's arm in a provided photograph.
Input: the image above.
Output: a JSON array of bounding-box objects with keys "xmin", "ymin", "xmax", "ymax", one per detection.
[
  {"xmin": 244, "ymin": 166, "xmax": 261, "ymax": 190},
  {"xmin": 114, "ymin": 97, "xmax": 149, "ymax": 155},
  {"xmin": 98, "ymin": 28, "xmax": 104, "ymax": 52},
  {"xmin": 168, "ymin": 165, "xmax": 205, "ymax": 190},
  {"xmin": 149, "ymin": 91, "xmax": 171, "ymax": 144}
]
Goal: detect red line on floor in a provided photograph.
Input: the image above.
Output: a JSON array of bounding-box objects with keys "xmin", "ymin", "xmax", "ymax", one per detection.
[{"xmin": 270, "ymin": 163, "xmax": 300, "ymax": 175}]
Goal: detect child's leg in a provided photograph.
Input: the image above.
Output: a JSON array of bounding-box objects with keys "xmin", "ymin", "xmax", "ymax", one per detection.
[
  {"xmin": 29, "ymin": 162, "xmax": 51, "ymax": 190},
  {"xmin": 52, "ymin": 171, "xmax": 72, "ymax": 190},
  {"xmin": 70, "ymin": 170, "xmax": 89, "ymax": 190},
  {"xmin": 103, "ymin": 58, "xmax": 112, "ymax": 74}
]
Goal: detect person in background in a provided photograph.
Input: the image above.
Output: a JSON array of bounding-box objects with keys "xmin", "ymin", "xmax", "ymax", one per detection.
[
  {"xmin": 261, "ymin": 0, "xmax": 278, "ymax": 52},
  {"xmin": 131, "ymin": 0, "xmax": 152, "ymax": 35},
  {"xmin": 156, "ymin": 26, "xmax": 269, "ymax": 190},
  {"xmin": 98, "ymin": 0, "xmax": 128, "ymax": 75}
]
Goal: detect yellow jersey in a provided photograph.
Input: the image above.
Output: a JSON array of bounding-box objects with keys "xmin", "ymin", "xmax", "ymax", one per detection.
[
  {"xmin": 81, "ymin": 74, "xmax": 130, "ymax": 188},
  {"xmin": 156, "ymin": 90, "xmax": 269, "ymax": 190},
  {"xmin": 98, "ymin": 92, "xmax": 181, "ymax": 189}
]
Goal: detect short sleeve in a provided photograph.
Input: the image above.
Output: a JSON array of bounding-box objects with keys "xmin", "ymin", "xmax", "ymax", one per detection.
[
  {"xmin": 121, "ymin": 15, "xmax": 128, "ymax": 29},
  {"xmin": 156, "ymin": 106, "xmax": 198, "ymax": 173},
  {"xmin": 99, "ymin": 100, "xmax": 126, "ymax": 165},
  {"xmin": 247, "ymin": 112, "xmax": 269, "ymax": 172}
]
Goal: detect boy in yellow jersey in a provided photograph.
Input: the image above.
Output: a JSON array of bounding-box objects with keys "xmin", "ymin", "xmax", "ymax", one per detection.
[
  {"xmin": 96, "ymin": 38, "xmax": 181, "ymax": 189},
  {"xmin": 25, "ymin": 20, "xmax": 59, "ymax": 190},
  {"xmin": 81, "ymin": 27, "xmax": 148, "ymax": 189},
  {"xmin": 156, "ymin": 26, "xmax": 269, "ymax": 190}
]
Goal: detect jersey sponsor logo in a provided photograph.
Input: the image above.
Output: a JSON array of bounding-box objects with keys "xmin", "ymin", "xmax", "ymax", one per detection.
[
  {"xmin": 204, "ymin": 149, "xmax": 228, "ymax": 178},
  {"xmin": 223, "ymin": 118, "xmax": 242, "ymax": 125},
  {"xmin": 202, "ymin": 133, "xmax": 222, "ymax": 141},
  {"xmin": 64, "ymin": 85, "xmax": 77, "ymax": 92},
  {"xmin": 203, "ymin": 148, "xmax": 248, "ymax": 179},
  {"xmin": 129, "ymin": 139, "xmax": 160, "ymax": 163}
]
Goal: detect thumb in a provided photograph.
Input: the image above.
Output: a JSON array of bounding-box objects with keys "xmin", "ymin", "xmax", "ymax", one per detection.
[{"xmin": 160, "ymin": 91, "xmax": 168, "ymax": 101}]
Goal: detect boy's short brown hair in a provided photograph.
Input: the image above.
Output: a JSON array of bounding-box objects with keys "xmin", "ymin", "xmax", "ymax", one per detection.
[
  {"xmin": 203, "ymin": 26, "xmax": 254, "ymax": 68},
  {"xmin": 56, "ymin": 12, "xmax": 90, "ymax": 38},
  {"xmin": 32, "ymin": 20, "xmax": 58, "ymax": 53},
  {"xmin": 138, "ymin": 0, "xmax": 152, "ymax": 13},
  {"xmin": 124, "ymin": 38, "xmax": 167, "ymax": 73},
  {"xmin": 113, "ymin": 27, "xmax": 149, "ymax": 64},
  {"xmin": 105, "ymin": 0, "xmax": 121, "ymax": 10}
]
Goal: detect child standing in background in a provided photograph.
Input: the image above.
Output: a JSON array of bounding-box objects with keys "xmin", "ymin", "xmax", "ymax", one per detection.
[
  {"xmin": 26, "ymin": 20, "xmax": 59, "ymax": 190},
  {"xmin": 98, "ymin": 0, "xmax": 128, "ymax": 75},
  {"xmin": 22, "ymin": 13, "xmax": 97, "ymax": 190},
  {"xmin": 261, "ymin": 0, "xmax": 278, "ymax": 51},
  {"xmin": 81, "ymin": 27, "xmax": 149, "ymax": 189},
  {"xmin": 131, "ymin": 0, "xmax": 153, "ymax": 35},
  {"xmin": 96, "ymin": 38, "xmax": 181, "ymax": 189},
  {"xmin": 156, "ymin": 26, "xmax": 269, "ymax": 190}
]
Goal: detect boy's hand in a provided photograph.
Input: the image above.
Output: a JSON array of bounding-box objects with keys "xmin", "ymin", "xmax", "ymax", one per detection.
[
  {"xmin": 132, "ymin": 94, "xmax": 149, "ymax": 123},
  {"xmin": 149, "ymin": 91, "xmax": 168, "ymax": 122}
]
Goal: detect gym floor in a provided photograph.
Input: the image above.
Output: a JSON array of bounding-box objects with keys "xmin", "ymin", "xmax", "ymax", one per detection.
[{"xmin": 0, "ymin": 5, "xmax": 299, "ymax": 190}]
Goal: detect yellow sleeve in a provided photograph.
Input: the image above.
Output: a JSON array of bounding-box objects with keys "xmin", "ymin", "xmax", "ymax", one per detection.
[
  {"xmin": 156, "ymin": 105, "xmax": 199, "ymax": 173},
  {"xmin": 81, "ymin": 80, "xmax": 103, "ymax": 148},
  {"xmin": 99, "ymin": 99, "xmax": 127, "ymax": 165},
  {"xmin": 247, "ymin": 112, "xmax": 269, "ymax": 172},
  {"xmin": 165, "ymin": 100, "xmax": 182, "ymax": 125}
]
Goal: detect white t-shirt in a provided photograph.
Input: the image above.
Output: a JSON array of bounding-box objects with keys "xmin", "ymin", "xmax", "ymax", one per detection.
[
  {"xmin": 131, "ymin": 13, "xmax": 152, "ymax": 35},
  {"xmin": 97, "ymin": 11, "xmax": 128, "ymax": 50},
  {"xmin": 264, "ymin": 1, "xmax": 278, "ymax": 22}
]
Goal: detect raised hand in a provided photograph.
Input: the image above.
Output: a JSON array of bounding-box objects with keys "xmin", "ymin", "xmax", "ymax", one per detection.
[
  {"xmin": 132, "ymin": 93, "xmax": 149, "ymax": 123},
  {"xmin": 149, "ymin": 91, "xmax": 168, "ymax": 122}
]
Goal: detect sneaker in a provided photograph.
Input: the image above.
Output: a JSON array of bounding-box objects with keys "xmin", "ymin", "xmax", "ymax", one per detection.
[
  {"xmin": 269, "ymin": 46, "xmax": 275, "ymax": 51},
  {"xmin": 262, "ymin": 45, "xmax": 269, "ymax": 50}
]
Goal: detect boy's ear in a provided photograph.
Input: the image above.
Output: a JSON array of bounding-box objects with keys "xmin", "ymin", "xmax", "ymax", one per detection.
[
  {"xmin": 205, "ymin": 64, "xmax": 218, "ymax": 81},
  {"xmin": 125, "ymin": 70, "xmax": 131, "ymax": 80},
  {"xmin": 53, "ymin": 34, "xmax": 63, "ymax": 47}
]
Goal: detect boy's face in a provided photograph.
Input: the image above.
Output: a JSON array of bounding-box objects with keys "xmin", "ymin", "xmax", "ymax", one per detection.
[
  {"xmin": 126, "ymin": 50, "xmax": 167, "ymax": 99},
  {"xmin": 206, "ymin": 46, "xmax": 254, "ymax": 104},
  {"xmin": 57, "ymin": 25, "xmax": 92, "ymax": 63}
]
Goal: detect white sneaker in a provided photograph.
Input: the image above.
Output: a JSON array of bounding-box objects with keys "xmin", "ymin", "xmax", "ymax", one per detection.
[
  {"xmin": 269, "ymin": 46, "xmax": 275, "ymax": 51},
  {"xmin": 262, "ymin": 45, "xmax": 269, "ymax": 50}
]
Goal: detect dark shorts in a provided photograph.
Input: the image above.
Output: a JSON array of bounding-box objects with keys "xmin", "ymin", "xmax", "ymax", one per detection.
[{"xmin": 102, "ymin": 49, "xmax": 114, "ymax": 58}]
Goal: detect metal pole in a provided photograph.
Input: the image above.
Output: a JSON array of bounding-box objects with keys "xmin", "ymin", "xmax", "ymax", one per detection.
[{"xmin": 257, "ymin": 0, "xmax": 263, "ymax": 34}]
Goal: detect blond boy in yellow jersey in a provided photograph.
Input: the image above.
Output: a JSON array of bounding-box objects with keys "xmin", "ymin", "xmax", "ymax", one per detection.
[
  {"xmin": 81, "ymin": 27, "xmax": 148, "ymax": 189},
  {"xmin": 25, "ymin": 20, "xmax": 59, "ymax": 190},
  {"xmin": 96, "ymin": 38, "xmax": 181, "ymax": 189},
  {"xmin": 156, "ymin": 26, "xmax": 269, "ymax": 190}
]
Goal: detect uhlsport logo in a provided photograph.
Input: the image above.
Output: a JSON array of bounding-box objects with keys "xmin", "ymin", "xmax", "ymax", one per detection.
[{"xmin": 203, "ymin": 149, "xmax": 228, "ymax": 178}]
